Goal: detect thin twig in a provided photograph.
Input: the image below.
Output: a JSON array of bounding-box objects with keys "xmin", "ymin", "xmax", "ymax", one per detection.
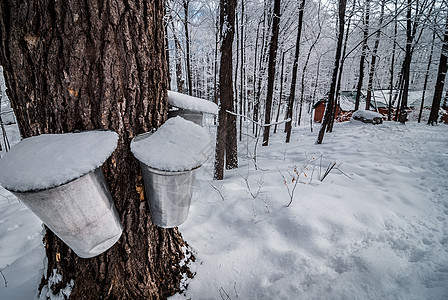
[
  {"xmin": 208, "ymin": 181, "xmax": 226, "ymax": 201},
  {"xmin": 219, "ymin": 287, "xmax": 231, "ymax": 300},
  {"xmin": 0, "ymin": 267, "xmax": 8, "ymax": 287},
  {"xmin": 320, "ymin": 162, "xmax": 336, "ymax": 182}
]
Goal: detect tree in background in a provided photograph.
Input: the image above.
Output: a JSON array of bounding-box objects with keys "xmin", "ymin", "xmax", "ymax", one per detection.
[
  {"xmin": 0, "ymin": 1, "xmax": 191, "ymax": 298},
  {"xmin": 214, "ymin": 0, "xmax": 238, "ymax": 180},
  {"xmin": 316, "ymin": 0, "xmax": 347, "ymax": 145},
  {"xmin": 428, "ymin": 11, "xmax": 448, "ymax": 125},
  {"xmin": 285, "ymin": 0, "xmax": 306, "ymax": 143},
  {"xmin": 262, "ymin": 0, "xmax": 281, "ymax": 146}
]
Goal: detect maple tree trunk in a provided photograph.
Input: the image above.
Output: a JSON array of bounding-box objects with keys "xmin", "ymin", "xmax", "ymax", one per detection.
[
  {"xmin": 0, "ymin": 1, "xmax": 192, "ymax": 299},
  {"xmin": 214, "ymin": 0, "xmax": 237, "ymax": 180},
  {"xmin": 355, "ymin": 0, "xmax": 370, "ymax": 111}
]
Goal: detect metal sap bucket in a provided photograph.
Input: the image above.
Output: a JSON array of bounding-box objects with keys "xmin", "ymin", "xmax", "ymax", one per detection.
[
  {"xmin": 10, "ymin": 168, "xmax": 122, "ymax": 258},
  {"xmin": 139, "ymin": 162, "xmax": 196, "ymax": 228},
  {"xmin": 168, "ymin": 109, "xmax": 204, "ymax": 126}
]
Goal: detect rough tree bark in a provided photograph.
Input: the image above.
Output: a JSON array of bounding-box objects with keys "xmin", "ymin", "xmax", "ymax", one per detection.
[
  {"xmin": 214, "ymin": 0, "xmax": 237, "ymax": 180},
  {"xmin": 428, "ymin": 12, "xmax": 448, "ymax": 125},
  {"xmin": 262, "ymin": 0, "xmax": 281, "ymax": 146},
  {"xmin": 0, "ymin": 1, "xmax": 192, "ymax": 299}
]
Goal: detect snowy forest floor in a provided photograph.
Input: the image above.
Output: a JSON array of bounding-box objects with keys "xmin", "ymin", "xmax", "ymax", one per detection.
[{"xmin": 1, "ymin": 119, "xmax": 448, "ymax": 299}]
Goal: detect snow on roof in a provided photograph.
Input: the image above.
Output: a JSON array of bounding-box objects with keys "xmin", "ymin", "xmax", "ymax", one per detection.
[
  {"xmin": 131, "ymin": 116, "xmax": 211, "ymax": 172},
  {"xmin": 168, "ymin": 90, "xmax": 218, "ymax": 114},
  {"xmin": 0, "ymin": 131, "xmax": 118, "ymax": 192}
]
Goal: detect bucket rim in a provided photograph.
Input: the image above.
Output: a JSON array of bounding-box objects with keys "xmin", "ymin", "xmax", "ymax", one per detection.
[
  {"xmin": 7, "ymin": 167, "xmax": 102, "ymax": 194},
  {"xmin": 139, "ymin": 161, "xmax": 199, "ymax": 175}
]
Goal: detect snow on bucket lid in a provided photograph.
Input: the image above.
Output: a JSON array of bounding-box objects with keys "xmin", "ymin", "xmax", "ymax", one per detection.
[
  {"xmin": 131, "ymin": 116, "xmax": 211, "ymax": 172},
  {"xmin": 0, "ymin": 130, "xmax": 118, "ymax": 192},
  {"xmin": 168, "ymin": 90, "xmax": 218, "ymax": 115}
]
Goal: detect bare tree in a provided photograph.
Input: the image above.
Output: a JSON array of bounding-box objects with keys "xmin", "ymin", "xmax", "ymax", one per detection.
[
  {"xmin": 316, "ymin": 0, "xmax": 347, "ymax": 145},
  {"xmin": 262, "ymin": 0, "xmax": 282, "ymax": 146},
  {"xmin": 285, "ymin": 0, "xmax": 306, "ymax": 143},
  {"xmin": 428, "ymin": 11, "xmax": 448, "ymax": 125},
  {"xmin": 214, "ymin": 0, "xmax": 238, "ymax": 180},
  {"xmin": 365, "ymin": 0, "xmax": 385, "ymax": 110},
  {"xmin": 355, "ymin": 0, "xmax": 370, "ymax": 111}
]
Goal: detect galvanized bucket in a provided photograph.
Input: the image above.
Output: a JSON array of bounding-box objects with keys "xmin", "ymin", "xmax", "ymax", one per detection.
[
  {"xmin": 168, "ymin": 109, "xmax": 204, "ymax": 126},
  {"xmin": 139, "ymin": 162, "xmax": 196, "ymax": 228},
  {"xmin": 10, "ymin": 168, "xmax": 122, "ymax": 258}
]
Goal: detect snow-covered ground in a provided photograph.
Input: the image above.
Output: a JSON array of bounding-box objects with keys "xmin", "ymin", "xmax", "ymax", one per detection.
[
  {"xmin": 1, "ymin": 116, "xmax": 447, "ymax": 299},
  {"xmin": 172, "ymin": 120, "xmax": 448, "ymax": 300}
]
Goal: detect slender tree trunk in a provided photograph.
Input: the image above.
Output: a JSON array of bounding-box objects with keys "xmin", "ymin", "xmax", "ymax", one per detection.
[
  {"xmin": 240, "ymin": 0, "xmax": 245, "ymax": 141},
  {"xmin": 274, "ymin": 48, "xmax": 289, "ymax": 133},
  {"xmin": 183, "ymin": 0, "xmax": 193, "ymax": 96},
  {"xmin": 428, "ymin": 13, "xmax": 448, "ymax": 125},
  {"xmin": 254, "ymin": 5, "xmax": 270, "ymax": 137},
  {"xmin": 387, "ymin": 0, "xmax": 398, "ymax": 121},
  {"xmin": 214, "ymin": 0, "xmax": 237, "ymax": 180},
  {"xmin": 262, "ymin": 0, "xmax": 281, "ymax": 146},
  {"xmin": 171, "ymin": 21, "xmax": 185, "ymax": 93},
  {"xmin": 299, "ymin": 27, "xmax": 321, "ymax": 127},
  {"xmin": 0, "ymin": 1, "xmax": 191, "ymax": 299},
  {"xmin": 329, "ymin": 0, "xmax": 352, "ymax": 132},
  {"xmin": 418, "ymin": 30, "xmax": 435, "ymax": 123},
  {"xmin": 355, "ymin": 0, "xmax": 370, "ymax": 111},
  {"xmin": 310, "ymin": 54, "xmax": 323, "ymax": 132},
  {"xmin": 316, "ymin": 0, "xmax": 347, "ymax": 144},
  {"xmin": 400, "ymin": 0, "xmax": 413, "ymax": 112},
  {"xmin": 252, "ymin": 19, "xmax": 261, "ymax": 134},
  {"xmin": 285, "ymin": 0, "xmax": 306, "ymax": 143},
  {"xmin": 365, "ymin": 0, "xmax": 385, "ymax": 111}
]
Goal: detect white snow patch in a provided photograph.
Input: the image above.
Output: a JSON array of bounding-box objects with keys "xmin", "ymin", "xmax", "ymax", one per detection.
[
  {"xmin": 0, "ymin": 131, "xmax": 118, "ymax": 192},
  {"xmin": 39, "ymin": 269, "xmax": 74, "ymax": 300},
  {"xmin": 131, "ymin": 116, "xmax": 211, "ymax": 172},
  {"xmin": 351, "ymin": 109, "xmax": 383, "ymax": 122},
  {"xmin": 168, "ymin": 90, "xmax": 218, "ymax": 115}
]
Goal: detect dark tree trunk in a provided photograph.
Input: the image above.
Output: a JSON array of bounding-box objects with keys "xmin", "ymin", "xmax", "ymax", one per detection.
[
  {"xmin": 418, "ymin": 30, "xmax": 435, "ymax": 123},
  {"xmin": 214, "ymin": 0, "xmax": 237, "ymax": 180},
  {"xmin": 285, "ymin": 0, "xmax": 306, "ymax": 143},
  {"xmin": 0, "ymin": 1, "xmax": 192, "ymax": 299},
  {"xmin": 329, "ymin": 0, "xmax": 352, "ymax": 133},
  {"xmin": 262, "ymin": 0, "xmax": 281, "ymax": 146},
  {"xmin": 400, "ymin": 0, "xmax": 413, "ymax": 111},
  {"xmin": 355, "ymin": 0, "xmax": 370, "ymax": 111},
  {"xmin": 316, "ymin": 0, "xmax": 346, "ymax": 145},
  {"xmin": 365, "ymin": 0, "xmax": 385, "ymax": 111},
  {"xmin": 428, "ymin": 13, "xmax": 448, "ymax": 125},
  {"xmin": 183, "ymin": 0, "xmax": 193, "ymax": 96},
  {"xmin": 387, "ymin": 0, "xmax": 398, "ymax": 121}
]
